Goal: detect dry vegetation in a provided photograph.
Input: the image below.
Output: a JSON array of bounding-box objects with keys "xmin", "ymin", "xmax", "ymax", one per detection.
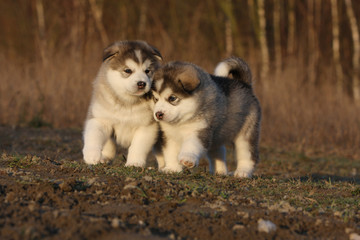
[{"xmin": 0, "ymin": 0, "xmax": 360, "ymax": 159}]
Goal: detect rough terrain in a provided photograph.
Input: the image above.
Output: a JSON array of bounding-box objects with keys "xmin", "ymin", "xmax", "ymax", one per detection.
[{"xmin": 0, "ymin": 126, "xmax": 359, "ymax": 239}]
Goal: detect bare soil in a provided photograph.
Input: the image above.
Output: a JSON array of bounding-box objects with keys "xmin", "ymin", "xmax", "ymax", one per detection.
[{"xmin": 0, "ymin": 126, "xmax": 359, "ymax": 240}]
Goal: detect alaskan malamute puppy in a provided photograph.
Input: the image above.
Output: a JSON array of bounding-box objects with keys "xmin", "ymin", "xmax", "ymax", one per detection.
[
  {"xmin": 152, "ymin": 57, "xmax": 261, "ymax": 177},
  {"xmin": 83, "ymin": 40, "xmax": 162, "ymax": 167}
]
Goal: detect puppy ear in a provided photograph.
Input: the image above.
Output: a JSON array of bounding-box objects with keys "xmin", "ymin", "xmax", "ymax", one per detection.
[
  {"xmin": 103, "ymin": 43, "xmax": 119, "ymax": 62},
  {"xmin": 149, "ymin": 44, "xmax": 163, "ymax": 61},
  {"xmin": 152, "ymin": 68, "xmax": 164, "ymax": 91},
  {"xmin": 177, "ymin": 66, "xmax": 200, "ymax": 93}
]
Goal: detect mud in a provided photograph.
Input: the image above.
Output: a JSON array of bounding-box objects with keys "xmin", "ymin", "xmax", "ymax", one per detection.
[{"xmin": 0, "ymin": 126, "xmax": 359, "ymax": 239}]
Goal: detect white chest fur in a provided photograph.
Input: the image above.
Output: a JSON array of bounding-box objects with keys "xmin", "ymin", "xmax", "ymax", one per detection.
[{"xmin": 91, "ymin": 99, "xmax": 154, "ymax": 148}]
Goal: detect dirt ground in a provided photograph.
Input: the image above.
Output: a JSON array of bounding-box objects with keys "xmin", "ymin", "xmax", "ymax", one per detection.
[{"xmin": 0, "ymin": 126, "xmax": 359, "ymax": 240}]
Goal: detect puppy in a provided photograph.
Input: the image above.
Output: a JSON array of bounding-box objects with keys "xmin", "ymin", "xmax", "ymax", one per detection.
[
  {"xmin": 151, "ymin": 57, "xmax": 261, "ymax": 177},
  {"xmin": 83, "ymin": 40, "xmax": 162, "ymax": 167}
]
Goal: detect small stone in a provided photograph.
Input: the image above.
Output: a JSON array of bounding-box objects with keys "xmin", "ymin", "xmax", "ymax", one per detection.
[
  {"xmin": 28, "ymin": 202, "xmax": 36, "ymax": 212},
  {"xmin": 53, "ymin": 210, "xmax": 60, "ymax": 218},
  {"xmin": 111, "ymin": 218, "xmax": 120, "ymax": 228},
  {"xmin": 5, "ymin": 192, "xmax": 16, "ymax": 202},
  {"xmin": 59, "ymin": 180, "xmax": 74, "ymax": 192},
  {"xmin": 350, "ymin": 233, "xmax": 360, "ymax": 240},
  {"xmin": 258, "ymin": 219, "xmax": 277, "ymax": 233},
  {"xmin": 125, "ymin": 177, "xmax": 135, "ymax": 182},
  {"xmin": 315, "ymin": 219, "xmax": 322, "ymax": 226},
  {"xmin": 86, "ymin": 177, "xmax": 97, "ymax": 186},
  {"xmin": 143, "ymin": 176, "xmax": 152, "ymax": 181},
  {"xmin": 232, "ymin": 224, "xmax": 245, "ymax": 231},
  {"xmin": 237, "ymin": 211, "xmax": 249, "ymax": 219},
  {"xmin": 123, "ymin": 181, "xmax": 138, "ymax": 190},
  {"xmin": 334, "ymin": 211, "xmax": 342, "ymax": 217},
  {"xmin": 138, "ymin": 220, "xmax": 146, "ymax": 227}
]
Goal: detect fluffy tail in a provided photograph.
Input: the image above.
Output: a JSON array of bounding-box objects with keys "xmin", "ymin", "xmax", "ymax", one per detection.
[{"xmin": 214, "ymin": 57, "xmax": 252, "ymax": 85}]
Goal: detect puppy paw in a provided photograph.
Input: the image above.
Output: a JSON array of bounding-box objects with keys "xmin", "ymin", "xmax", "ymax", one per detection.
[
  {"xmin": 83, "ymin": 148, "xmax": 102, "ymax": 165},
  {"xmin": 179, "ymin": 153, "xmax": 197, "ymax": 168},
  {"xmin": 125, "ymin": 160, "xmax": 146, "ymax": 168},
  {"xmin": 160, "ymin": 165, "xmax": 183, "ymax": 173},
  {"xmin": 234, "ymin": 169, "xmax": 253, "ymax": 178}
]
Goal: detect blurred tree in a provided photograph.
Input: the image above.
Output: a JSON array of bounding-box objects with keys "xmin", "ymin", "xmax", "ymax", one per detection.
[
  {"xmin": 331, "ymin": 0, "xmax": 344, "ymax": 94},
  {"xmin": 344, "ymin": 0, "xmax": 360, "ymax": 103},
  {"xmin": 257, "ymin": 0, "xmax": 270, "ymax": 84},
  {"xmin": 89, "ymin": 0, "xmax": 109, "ymax": 46},
  {"xmin": 273, "ymin": 0, "xmax": 282, "ymax": 78}
]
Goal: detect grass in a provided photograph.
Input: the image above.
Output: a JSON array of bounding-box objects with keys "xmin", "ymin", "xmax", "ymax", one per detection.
[{"xmin": 2, "ymin": 144, "xmax": 359, "ymax": 224}]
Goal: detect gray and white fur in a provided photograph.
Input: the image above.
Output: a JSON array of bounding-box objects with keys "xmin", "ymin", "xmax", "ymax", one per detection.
[
  {"xmin": 83, "ymin": 40, "xmax": 162, "ymax": 167},
  {"xmin": 152, "ymin": 57, "xmax": 261, "ymax": 177}
]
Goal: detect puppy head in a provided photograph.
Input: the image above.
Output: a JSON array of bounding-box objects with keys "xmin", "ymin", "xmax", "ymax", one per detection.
[
  {"xmin": 103, "ymin": 41, "xmax": 163, "ymax": 98},
  {"xmin": 152, "ymin": 62, "xmax": 201, "ymax": 124}
]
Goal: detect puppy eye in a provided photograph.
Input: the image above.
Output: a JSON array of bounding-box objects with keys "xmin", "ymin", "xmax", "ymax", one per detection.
[
  {"xmin": 153, "ymin": 96, "xmax": 158, "ymax": 103},
  {"xmin": 145, "ymin": 69, "xmax": 151, "ymax": 74},
  {"xmin": 168, "ymin": 95, "xmax": 178, "ymax": 103},
  {"xmin": 124, "ymin": 69, "xmax": 132, "ymax": 74}
]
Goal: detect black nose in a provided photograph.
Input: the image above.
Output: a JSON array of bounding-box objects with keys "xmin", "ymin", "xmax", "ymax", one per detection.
[
  {"xmin": 155, "ymin": 111, "xmax": 164, "ymax": 120},
  {"xmin": 137, "ymin": 81, "xmax": 146, "ymax": 89}
]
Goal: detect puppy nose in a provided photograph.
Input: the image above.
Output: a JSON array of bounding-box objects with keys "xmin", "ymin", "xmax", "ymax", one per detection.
[
  {"xmin": 155, "ymin": 111, "xmax": 164, "ymax": 120},
  {"xmin": 137, "ymin": 81, "xmax": 146, "ymax": 89}
]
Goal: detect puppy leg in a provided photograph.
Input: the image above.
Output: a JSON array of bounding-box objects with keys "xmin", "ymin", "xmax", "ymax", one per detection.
[
  {"xmin": 161, "ymin": 139, "xmax": 183, "ymax": 173},
  {"xmin": 153, "ymin": 146, "xmax": 165, "ymax": 170},
  {"xmin": 83, "ymin": 119, "xmax": 113, "ymax": 165},
  {"xmin": 234, "ymin": 135, "xmax": 256, "ymax": 178},
  {"xmin": 178, "ymin": 135, "xmax": 205, "ymax": 168},
  {"xmin": 208, "ymin": 145, "xmax": 228, "ymax": 175},
  {"xmin": 101, "ymin": 138, "xmax": 116, "ymax": 162},
  {"xmin": 125, "ymin": 124, "xmax": 158, "ymax": 167},
  {"xmin": 155, "ymin": 154, "xmax": 165, "ymax": 170},
  {"xmin": 152, "ymin": 134, "xmax": 166, "ymax": 170}
]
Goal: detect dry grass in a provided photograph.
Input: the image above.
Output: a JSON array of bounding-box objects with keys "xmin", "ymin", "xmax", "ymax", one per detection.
[
  {"xmin": 257, "ymin": 67, "xmax": 360, "ymax": 159},
  {"xmin": 0, "ymin": 49, "xmax": 359, "ymax": 160}
]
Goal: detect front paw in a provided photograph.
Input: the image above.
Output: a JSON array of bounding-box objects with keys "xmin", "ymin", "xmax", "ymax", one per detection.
[
  {"xmin": 179, "ymin": 153, "xmax": 198, "ymax": 168},
  {"xmin": 160, "ymin": 165, "xmax": 183, "ymax": 173},
  {"xmin": 125, "ymin": 159, "xmax": 146, "ymax": 168},
  {"xmin": 234, "ymin": 169, "xmax": 253, "ymax": 178},
  {"xmin": 83, "ymin": 148, "xmax": 102, "ymax": 165}
]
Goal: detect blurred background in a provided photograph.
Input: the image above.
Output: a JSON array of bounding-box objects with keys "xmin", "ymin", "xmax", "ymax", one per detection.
[{"xmin": 0, "ymin": 0, "xmax": 359, "ymax": 159}]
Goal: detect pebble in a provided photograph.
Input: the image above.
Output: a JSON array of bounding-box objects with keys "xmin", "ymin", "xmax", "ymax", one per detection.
[
  {"xmin": 28, "ymin": 202, "xmax": 36, "ymax": 212},
  {"xmin": 237, "ymin": 211, "xmax": 249, "ymax": 219},
  {"xmin": 257, "ymin": 219, "xmax": 277, "ymax": 233},
  {"xmin": 86, "ymin": 177, "xmax": 98, "ymax": 186},
  {"xmin": 111, "ymin": 218, "xmax": 120, "ymax": 228},
  {"xmin": 59, "ymin": 181, "xmax": 72, "ymax": 192},
  {"xmin": 123, "ymin": 181, "xmax": 138, "ymax": 190},
  {"xmin": 5, "ymin": 192, "xmax": 16, "ymax": 202},
  {"xmin": 143, "ymin": 176, "xmax": 152, "ymax": 181},
  {"xmin": 350, "ymin": 233, "xmax": 360, "ymax": 240},
  {"xmin": 232, "ymin": 224, "xmax": 245, "ymax": 231}
]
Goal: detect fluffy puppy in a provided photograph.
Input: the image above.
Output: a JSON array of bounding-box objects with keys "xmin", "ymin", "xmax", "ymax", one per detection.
[
  {"xmin": 83, "ymin": 40, "xmax": 162, "ymax": 167},
  {"xmin": 152, "ymin": 57, "xmax": 261, "ymax": 177}
]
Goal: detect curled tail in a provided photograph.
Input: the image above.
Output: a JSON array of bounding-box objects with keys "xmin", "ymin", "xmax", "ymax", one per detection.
[{"xmin": 214, "ymin": 57, "xmax": 252, "ymax": 85}]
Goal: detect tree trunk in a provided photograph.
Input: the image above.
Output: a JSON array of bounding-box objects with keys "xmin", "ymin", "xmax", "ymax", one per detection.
[
  {"xmin": 287, "ymin": 0, "xmax": 295, "ymax": 55},
  {"xmin": 221, "ymin": 0, "xmax": 234, "ymax": 56},
  {"xmin": 306, "ymin": 0, "xmax": 318, "ymax": 85},
  {"xmin": 35, "ymin": 0, "xmax": 48, "ymax": 68},
  {"xmin": 344, "ymin": 0, "xmax": 360, "ymax": 103},
  {"xmin": 330, "ymin": 0, "xmax": 343, "ymax": 95},
  {"xmin": 257, "ymin": 0, "xmax": 270, "ymax": 85},
  {"xmin": 138, "ymin": 0, "xmax": 148, "ymax": 38},
  {"xmin": 88, "ymin": 0, "xmax": 109, "ymax": 46},
  {"xmin": 273, "ymin": 0, "xmax": 282, "ymax": 78}
]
